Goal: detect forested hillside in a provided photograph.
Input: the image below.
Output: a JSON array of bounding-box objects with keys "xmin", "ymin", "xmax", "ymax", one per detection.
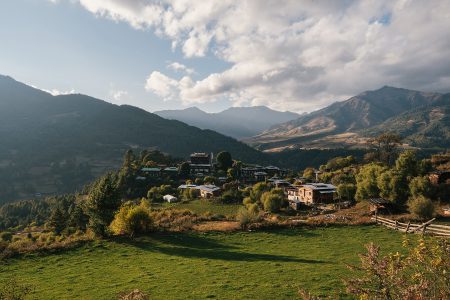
[{"xmin": 0, "ymin": 75, "xmax": 268, "ymax": 203}]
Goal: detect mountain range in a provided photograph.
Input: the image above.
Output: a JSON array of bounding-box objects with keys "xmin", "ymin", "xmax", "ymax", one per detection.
[
  {"xmin": 155, "ymin": 106, "xmax": 300, "ymax": 139},
  {"xmin": 245, "ymin": 86, "xmax": 449, "ymax": 151},
  {"xmin": 0, "ymin": 74, "xmax": 447, "ymax": 203}
]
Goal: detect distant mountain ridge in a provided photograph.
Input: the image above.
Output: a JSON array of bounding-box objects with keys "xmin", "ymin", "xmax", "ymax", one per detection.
[
  {"xmin": 246, "ymin": 86, "xmax": 449, "ymax": 151},
  {"xmin": 155, "ymin": 105, "xmax": 300, "ymax": 139}
]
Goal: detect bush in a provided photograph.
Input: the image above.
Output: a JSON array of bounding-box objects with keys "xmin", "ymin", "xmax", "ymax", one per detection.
[
  {"xmin": 0, "ymin": 232, "xmax": 13, "ymax": 242},
  {"xmin": 409, "ymin": 176, "xmax": 435, "ymax": 199},
  {"xmin": 345, "ymin": 238, "xmax": 450, "ymax": 299},
  {"xmin": 110, "ymin": 201, "xmax": 153, "ymax": 237},
  {"xmin": 407, "ymin": 196, "xmax": 435, "ymax": 220},
  {"xmin": 242, "ymin": 197, "xmax": 254, "ymax": 206},
  {"xmin": 236, "ymin": 206, "xmax": 260, "ymax": 229},
  {"xmin": 262, "ymin": 193, "xmax": 283, "ymax": 213}
]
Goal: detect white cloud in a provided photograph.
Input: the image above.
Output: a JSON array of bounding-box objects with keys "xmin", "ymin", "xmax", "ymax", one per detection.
[
  {"xmin": 111, "ymin": 90, "xmax": 128, "ymax": 101},
  {"xmin": 75, "ymin": 0, "xmax": 450, "ymax": 112},
  {"xmin": 167, "ymin": 62, "xmax": 194, "ymax": 75},
  {"xmin": 145, "ymin": 71, "xmax": 179, "ymax": 101}
]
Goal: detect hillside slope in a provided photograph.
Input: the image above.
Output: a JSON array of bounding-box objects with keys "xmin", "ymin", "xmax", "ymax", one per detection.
[
  {"xmin": 155, "ymin": 106, "xmax": 300, "ymax": 139},
  {"xmin": 246, "ymin": 86, "xmax": 446, "ymax": 151},
  {"xmin": 0, "ymin": 75, "xmax": 268, "ymax": 202},
  {"xmin": 361, "ymin": 96, "xmax": 450, "ymax": 148}
]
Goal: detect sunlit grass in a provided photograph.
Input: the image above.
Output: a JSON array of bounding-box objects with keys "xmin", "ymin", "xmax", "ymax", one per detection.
[{"xmin": 0, "ymin": 226, "xmax": 406, "ymax": 299}]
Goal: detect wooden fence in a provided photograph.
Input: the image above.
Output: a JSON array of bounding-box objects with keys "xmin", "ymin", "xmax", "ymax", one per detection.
[{"xmin": 372, "ymin": 215, "xmax": 450, "ymax": 237}]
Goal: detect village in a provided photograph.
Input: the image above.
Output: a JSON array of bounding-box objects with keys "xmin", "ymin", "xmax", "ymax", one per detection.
[
  {"xmin": 137, "ymin": 152, "xmax": 339, "ymax": 208},
  {"xmin": 136, "ymin": 151, "xmax": 450, "ymax": 217}
]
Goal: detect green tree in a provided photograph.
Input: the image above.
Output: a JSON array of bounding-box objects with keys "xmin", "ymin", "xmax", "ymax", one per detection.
[
  {"xmin": 395, "ymin": 150, "xmax": 419, "ymax": 178},
  {"xmin": 408, "ymin": 196, "xmax": 435, "ymax": 220},
  {"xmin": 326, "ymin": 156, "xmax": 355, "ymax": 171},
  {"xmin": 377, "ymin": 170, "xmax": 409, "ymax": 204},
  {"xmin": 418, "ymin": 159, "xmax": 433, "ymax": 176},
  {"xmin": 216, "ymin": 151, "xmax": 232, "ymax": 171},
  {"xmin": 409, "ymin": 176, "xmax": 435, "ymax": 199},
  {"xmin": 355, "ymin": 163, "xmax": 386, "ymax": 201},
  {"xmin": 178, "ymin": 162, "xmax": 190, "ymax": 177},
  {"xmin": 85, "ymin": 173, "xmax": 121, "ymax": 237},
  {"xmin": 117, "ymin": 149, "xmax": 137, "ymax": 195},
  {"xmin": 368, "ymin": 132, "xmax": 402, "ymax": 165},
  {"xmin": 68, "ymin": 204, "xmax": 88, "ymax": 230},
  {"xmin": 302, "ymin": 167, "xmax": 315, "ymax": 181},
  {"xmin": 262, "ymin": 193, "xmax": 284, "ymax": 213},
  {"xmin": 250, "ymin": 182, "xmax": 270, "ymax": 203},
  {"xmin": 331, "ymin": 172, "xmax": 356, "ymax": 186},
  {"xmin": 48, "ymin": 207, "xmax": 66, "ymax": 234},
  {"xmin": 337, "ymin": 183, "xmax": 356, "ymax": 201}
]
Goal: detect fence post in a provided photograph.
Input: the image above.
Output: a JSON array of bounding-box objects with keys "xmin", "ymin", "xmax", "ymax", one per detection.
[
  {"xmin": 405, "ymin": 221, "xmax": 410, "ymax": 233},
  {"xmin": 422, "ymin": 224, "xmax": 427, "ymax": 235},
  {"xmin": 395, "ymin": 220, "xmax": 398, "ymax": 230}
]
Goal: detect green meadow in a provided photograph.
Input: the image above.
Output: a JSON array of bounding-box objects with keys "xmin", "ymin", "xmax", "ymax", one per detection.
[{"xmin": 0, "ymin": 226, "xmax": 406, "ymax": 299}]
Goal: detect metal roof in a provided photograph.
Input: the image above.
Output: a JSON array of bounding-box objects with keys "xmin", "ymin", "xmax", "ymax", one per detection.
[
  {"xmin": 164, "ymin": 167, "xmax": 178, "ymax": 171},
  {"xmin": 142, "ymin": 167, "xmax": 161, "ymax": 172},
  {"xmin": 301, "ymin": 183, "xmax": 336, "ymax": 190},
  {"xmin": 178, "ymin": 184, "xmax": 198, "ymax": 189},
  {"xmin": 198, "ymin": 185, "xmax": 221, "ymax": 192}
]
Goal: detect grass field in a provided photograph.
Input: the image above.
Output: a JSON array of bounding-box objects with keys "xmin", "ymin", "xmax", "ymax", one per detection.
[
  {"xmin": 0, "ymin": 226, "xmax": 408, "ymax": 299},
  {"xmin": 159, "ymin": 199, "xmax": 242, "ymax": 217}
]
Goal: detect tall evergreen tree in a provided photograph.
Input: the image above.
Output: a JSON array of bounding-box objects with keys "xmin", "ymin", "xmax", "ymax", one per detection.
[
  {"xmin": 48, "ymin": 207, "xmax": 66, "ymax": 234},
  {"xmin": 216, "ymin": 151, "xmax": 232, "ymax": 171},
  {"xmin": 85, "ymin": 173, "xmax": 121, "ymax": 237}
]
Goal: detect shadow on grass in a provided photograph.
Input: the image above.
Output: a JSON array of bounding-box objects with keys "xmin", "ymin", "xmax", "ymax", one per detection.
[
  {"xmin": 115, "ymin": 232, "xmax": 328, "ymax": 264},
  {"xmin": 260, "ymin": 227, "xmax": 320, "ymax": 238},
  {"xmin": 150, "ymin": 246, "xmax": 327, "ymax": 263},
  {"xmin": 149, "ymin": 232, "xmax": 236, "ymax": 250}
]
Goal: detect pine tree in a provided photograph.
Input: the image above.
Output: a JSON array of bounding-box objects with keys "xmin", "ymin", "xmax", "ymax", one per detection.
[
  {"xmin": 48, "ymin": 207, "xmax": 66, "ymax": 234},
  {"xmin": 85, "ymin": 173, "xmax": 121, "ymax": 237}
]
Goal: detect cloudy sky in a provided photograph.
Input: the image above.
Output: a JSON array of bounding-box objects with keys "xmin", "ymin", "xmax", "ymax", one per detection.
[{"xmin": 1, "ymin": 0, "xmax": 449, "ymax": 113}]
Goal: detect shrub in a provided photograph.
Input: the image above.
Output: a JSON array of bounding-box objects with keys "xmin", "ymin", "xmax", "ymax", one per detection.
[
  {"xmin": 110, "ymin": 202, "xmax": 153, "ymax": 237},
  {"xmin": 407, "ymin": 196, "xmax": 435, "ymax": 220},
  {"xmin": 0, "ymin": 232, "xmax": 13, "ymax": 242},
  {"xmin": 242, "ymin": 197, "xmax": 253, "ymax": 206},
  {"xmin": 345, "ymin": 238, "xmax": 450, "ymax": 299},
  {"xmin": 261, "ymin": 192, "xmax": 283, "ymax": 213},
  {"xmin": 236, "ymin": 206, "xmax": 260, "ymax": 229},
  {"xmin": 409, "ymin": 176, "xmax": 435, "ymax": 199}
]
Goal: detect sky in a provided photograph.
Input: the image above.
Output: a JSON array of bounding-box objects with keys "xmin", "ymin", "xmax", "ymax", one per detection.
[{"xmin": 1, "ymin": 0, "xmax": 449, "ymax": 113}]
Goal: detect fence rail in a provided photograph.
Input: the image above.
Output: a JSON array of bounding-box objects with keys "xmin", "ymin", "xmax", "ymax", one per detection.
[{"xmin": 372, "ymin": 215, "xmax": 450, "ymax": 237}]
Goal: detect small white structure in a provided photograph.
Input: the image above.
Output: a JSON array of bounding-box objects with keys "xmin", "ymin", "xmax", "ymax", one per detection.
[{"xmin": 163, "ymin": 194, "xmax": 178, "ymax": 203}]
